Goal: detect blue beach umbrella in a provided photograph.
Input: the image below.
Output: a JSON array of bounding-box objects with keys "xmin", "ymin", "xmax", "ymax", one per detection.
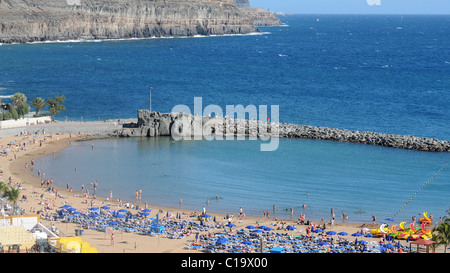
[
  {"xmin": 226, "ymin": 223, "xmax": 236, "ymax": 227},
  {"xmin": 359, "ymin": 240, "xmax": 368, "ymax": 244},
  {"xmin": 201, "ymin": 214, "xmax": 211, "ymax": 218},
  {"xmin": 314, "ymin": 229, "xmax": 324, "ymax": 233},
  {"xmin": 140, "ymin": 212, "xmax": 149, "ymax": 216},
  {"xmin": 118, "ymin": 209, "xmax": 128, "ymax": 213},
  {"xmin": 385, "ymin": 218, "xmax": 394, "ymax": 222},
  {"xmin": 352, "ymin": 232, "xmax": 362, "ymax": 237},
  {"xmin": 246, "ymin": 225, "xmax": 256, "ymax": 229},
  {"xmin": 59, "ymin": 205, "xmax": 71, "ymax": 209},
  {"xmin": 326, "ymin": 231, "xmax": 337, "ymax": 235},
  {"xmin": 286, "ymin": 226, "xmax": 296, "ymax": 231},
  {"xmin": 338, "ymin": 232, "xmax": 348, "ymax": 236},
  {"xmin": 252, "ymin": 229, "xmax": 263, "ymax": 233},
  {"xmin": 386, "ymin": 243, "xmax": 394, "ymax": 249},
  {"xmin": 68, "ymin": 207, "xmax": 77, "ymax": 212},
  {"xmin": 101, "ymin": 206, "xmax": 110, "ymax": 210},
  {"xmin": 216, "ymin": 237, "xmax": 229, "ymax": 244},
  {"xmin": 364, "ymin": 234, "xmax": 375, "ymax": 238},
  {"xmin": 114, "ymin": 213, "xmax": 125, "ymax": 218},
  {"xmin": 88, "ymin": 207, "xmax": 99, "ymax": 211}
]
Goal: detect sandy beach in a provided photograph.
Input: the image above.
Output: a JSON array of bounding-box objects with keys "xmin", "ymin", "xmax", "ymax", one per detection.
[{"xmin": 0, "ymin": 126, "xmax": 445, "ymax": 253}]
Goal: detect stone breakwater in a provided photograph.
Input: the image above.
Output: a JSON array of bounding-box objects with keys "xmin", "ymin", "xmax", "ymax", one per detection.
[{"xmin": 113, "ymin": 110, "xmax": 450, "ymax": 152}]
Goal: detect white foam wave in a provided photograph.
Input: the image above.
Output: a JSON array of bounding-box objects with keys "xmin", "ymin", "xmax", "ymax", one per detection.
[{"xmin": 2, "ymin": 32, "xmax": 271, "ymax": 46}]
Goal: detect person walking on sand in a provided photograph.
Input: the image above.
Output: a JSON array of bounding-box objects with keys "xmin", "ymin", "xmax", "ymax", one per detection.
[{"xmin": 111, "ymin": 233, "xmax": 115, "ymax": 246}]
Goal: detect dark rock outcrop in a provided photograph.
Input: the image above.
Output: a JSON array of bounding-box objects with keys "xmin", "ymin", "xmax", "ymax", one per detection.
[
  {"xmin": 114, "ymin": 110, "xmax": 450, "ymax": 152},
  {"xmin": 0, "ymin": 0, "xmax": 259, "ymax": 44}
]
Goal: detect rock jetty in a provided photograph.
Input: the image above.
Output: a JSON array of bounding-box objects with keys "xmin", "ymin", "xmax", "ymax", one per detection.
[{"xmin": 113, "ymin": 110, "xmax": 450, "ymax": 152}]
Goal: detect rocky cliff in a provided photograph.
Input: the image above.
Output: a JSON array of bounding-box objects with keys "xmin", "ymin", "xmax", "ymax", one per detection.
[
  {"xmin": 234, "ymin": 0, "xmax": 281, "ymax": 26},
  {"xmin": 114, "ymin": 110, "xmax": 450, "ymax": 152},
  {"xmin": 0, "ymin": 0, "xmax": 259, "ymax": 44}
]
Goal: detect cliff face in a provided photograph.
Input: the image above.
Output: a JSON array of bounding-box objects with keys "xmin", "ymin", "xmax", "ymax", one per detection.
[
  {"xmin": 234, "ymin": 0, "xmax": 281, "ymax": 26},
  {"xmin": 0, "ymin": 0, "xmax": 259, "ymax": 44}
]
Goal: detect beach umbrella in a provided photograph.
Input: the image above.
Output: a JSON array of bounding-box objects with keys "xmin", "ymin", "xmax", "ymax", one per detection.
[
  {"xmin": 59, "ymin": 205, "xmax": 72, "ymax": 209},
  {"xmin": 90, "ymin": 213, "xmax": 100, "ymax": 218},
  {"xmin": 246, "ymin": 225, "xmax": 256, "ymax": 229},
  {"xmin": 216, "ymin": 237, "xmax": 229, "ymax": 244},
  {"xmin": 364, "ymin": 234, "xmax": 375, "ymax": 238},
  {"xmin": 352, "ymin": 232, "xmax": 362, "ymax": 237},
  {"xmin": 287, "ymin": 226, "xmax": 296, "ymax": 231},
  {"xmin": 252, "ymin": 229, "xmax": 263, "ymax": 233},
  {"xmin": 88, "ymin": 207, "xmax": 99, "ymax": 211},
  {"xmin": 101, "ymin": 206, "xmax": 110, "ymax": 210},
  {"xmin": 114, "ymin": 213, "xmax": 125, "ymax": 218},
  {"xmin": 338, "ymin": 232, "xmax": 348, "ymax": 236},
  {"xmin": 68, "ymin": 207, "xmax": 77, "ymax": 212},
  {"xmin": 226, "ymin": 223, "xmax": 236, "ymax": 227},
  {"xmin": 386, "ymin": 243, "xmax": 394, "ymax": 249},
  {"xmin": 201, "ymin": 214, "xmax": 211, "ymax": 218},
  {"xmin": 140, "ymin": 212, "xmax": 149, "ymax": 216},
  {"xmin": 358, "ymin": 240, "xmax": 369, "ymax": 244},
  {"xmin": 314, "ymin": 229, "xmax": 324, "ymax": 233},
  {"xmin": 385, "ymin": 218, "xmax": 394, "ymax": 222},
  {"xmin": 72, "ymin": 211, "xmax": 81, "ymax": 215},
  {"xmin": 270, "ymin": 247, "xmax": 284, "ymax": 253},
  {"xmin": 118, "ymin": 209, "xmax": 128, "ymax": 213},
  {"xmin": 326, "ymin": 231, "xmax": 337, "ymax": 235}
]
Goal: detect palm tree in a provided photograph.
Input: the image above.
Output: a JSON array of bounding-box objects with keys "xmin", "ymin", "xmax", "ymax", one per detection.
[
  {"xmin": 30, "ymin": 97, "xmax": 47, "ymax": 116},
  {"xmin": 11, "ymin": 92, "xmax": 27, "ymax": 107},
  {"xmin": 5, "ymin": 186, "xmax": 20, "ymax": 215},
  {"xmin": 0, "ymin": 181, "xmax": 7, "ymax": 196},
  {"xmin": 431, "ymin": 218, "xmax": 450, "ymax": 253}
]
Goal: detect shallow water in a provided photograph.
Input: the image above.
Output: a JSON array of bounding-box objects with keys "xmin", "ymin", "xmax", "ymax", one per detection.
[{"xmin": 34, "ymin": 137, "xmax": 450, "ymax": 223}]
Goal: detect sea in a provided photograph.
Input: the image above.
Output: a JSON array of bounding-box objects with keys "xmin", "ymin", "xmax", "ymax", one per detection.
[{"xmin": 1, "ymin": 15, "xmax": 449, "ymax": 223}]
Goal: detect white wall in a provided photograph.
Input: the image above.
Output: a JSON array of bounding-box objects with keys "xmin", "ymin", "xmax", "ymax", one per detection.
[{"xmin": 0, "ymin": 116, "xmax": 52, "ymax": 129}]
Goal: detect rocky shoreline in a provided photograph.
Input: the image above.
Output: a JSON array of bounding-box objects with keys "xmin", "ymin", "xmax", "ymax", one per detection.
[{"xmin": 114, "ymin": 110, "xmax": 450, "ymax": 152}]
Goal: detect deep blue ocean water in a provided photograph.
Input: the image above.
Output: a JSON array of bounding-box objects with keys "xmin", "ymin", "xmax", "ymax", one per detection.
[{"xmin": 1, "ymin": 15, "xmax": 450, "ymax": 223}]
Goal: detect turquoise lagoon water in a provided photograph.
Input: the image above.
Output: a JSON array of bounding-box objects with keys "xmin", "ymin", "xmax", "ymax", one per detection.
[{"xmin": 34, "ymin": 137, "xmax": 450, "ymax": 223}]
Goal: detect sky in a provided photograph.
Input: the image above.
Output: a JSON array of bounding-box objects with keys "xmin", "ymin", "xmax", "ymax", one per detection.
[{"xmin": 249, "ymin": 0, "xmax": 450, "ymax": 14}]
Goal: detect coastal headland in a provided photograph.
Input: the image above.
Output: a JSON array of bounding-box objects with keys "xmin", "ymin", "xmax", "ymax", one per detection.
[{"xmin": 0, "ymin": 0, "xmax": 280, "ymax": 44}]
